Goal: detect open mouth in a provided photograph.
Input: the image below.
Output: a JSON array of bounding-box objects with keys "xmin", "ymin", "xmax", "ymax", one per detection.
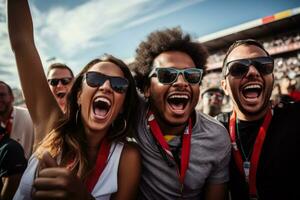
[
  {"xmin": 242, "ymin": 84, "xmax": 262, "ymax": 99},
  {"xmin": 56, "ymin": 92, "xmax": 66, "ymax": 99},
  {"xmin": 167, "ymin": 94, "xmax": 189, "ymax": 111},
  {"xmin": 93, "ymin": 97, "xmax": 111, "ymax": 118}
]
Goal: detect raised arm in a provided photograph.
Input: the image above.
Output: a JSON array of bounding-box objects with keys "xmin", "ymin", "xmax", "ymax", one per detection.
[{"xmin": 7, "ymin": 0, "xmax": 63, "ymax": 146}]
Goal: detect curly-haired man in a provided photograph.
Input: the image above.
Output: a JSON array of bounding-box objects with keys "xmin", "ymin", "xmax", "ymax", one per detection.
[{"xmin": 132, "ymin": 27, "xmax": 231, "ymax": 200}]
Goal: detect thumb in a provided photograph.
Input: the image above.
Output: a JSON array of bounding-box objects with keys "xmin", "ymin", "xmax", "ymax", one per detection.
[{"xmin": 40, "ymin": 151, "xmax": 58, "ymax": 168}]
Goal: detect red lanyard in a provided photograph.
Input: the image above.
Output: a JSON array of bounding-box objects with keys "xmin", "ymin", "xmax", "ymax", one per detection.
[
  {"xmin": 85, "ymin": 137, "xmax": 111, "ymax": 193},
  {"xmin": 147, "ymin": 111, "xmax": 192, "ymax": 184},
  {"xmin": 229, "ymin": 108, "xmax": 272, "ymax": 197}
]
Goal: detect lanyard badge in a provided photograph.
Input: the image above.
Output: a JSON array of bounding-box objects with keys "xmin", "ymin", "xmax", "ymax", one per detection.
[{"xmin": 243, "ymin": 161, "xmax": 250, "ymax": 182}]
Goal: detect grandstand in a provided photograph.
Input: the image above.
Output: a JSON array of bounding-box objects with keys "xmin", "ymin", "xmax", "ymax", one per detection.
[{"xmin": 199, "ymin": 7, "xmax": 300, "ymax": 78}]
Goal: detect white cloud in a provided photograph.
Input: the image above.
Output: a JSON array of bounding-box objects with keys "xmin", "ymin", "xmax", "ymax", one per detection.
[
  {"xmin": 0, "ymin": 1, "xmax": 19, "ymax": 87},
  {"xmin": 125, "ymin": 0, "xmax": 204, "ymax": 29},
  {"xmin": 32, "ymin": 0, "xmax": 204, "ymax": 57},
  {"xmin": 0, "ymin": 0, "xmax": 205, "ymax": 88},
  {"xmin": 34, "ymin": 0, "xmax": 152, "ymax": 57}
]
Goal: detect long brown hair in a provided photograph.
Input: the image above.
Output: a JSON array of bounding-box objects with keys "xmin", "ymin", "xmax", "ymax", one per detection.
[{"xmin": 36, "ymin": 54, "xmax": 138, "ymax": 179}]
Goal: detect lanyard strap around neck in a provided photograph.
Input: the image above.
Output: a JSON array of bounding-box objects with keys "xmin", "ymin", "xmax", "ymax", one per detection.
[
  {"xmin": 229, "ymin": 108, "xmax": 272, "ymax": 197},
  {"xmin": 147, "ymin": 111, "xmax": 192, "ymax": 184},
  {"xmin": 85, "ymin": 137, "xmax": 111, "ymax": 193}
]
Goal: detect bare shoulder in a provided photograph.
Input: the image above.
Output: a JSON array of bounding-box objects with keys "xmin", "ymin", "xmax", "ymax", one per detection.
[
  {"xmin": 120, "ymin": 142, "xmax": 141, "ymax": 162},
  {"xmin": 112, "ymin": 142, "xmax": 141, "ymax": 200},
  {"xmin": 118, "ymin": 141, "xmax": 141, "ymax": 174}
]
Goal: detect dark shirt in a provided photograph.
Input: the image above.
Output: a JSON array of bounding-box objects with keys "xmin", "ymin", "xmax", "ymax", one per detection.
[
  {"xmin": 217, "ymin": 101, "xmax": 300, "ymax": 200},
  {"xmin": 0, "ymin": 134, "xmax": 27, "ymax": 191},
  {"xmin": 236, "ymin": 119, "xmax": 263, "ymax": 160}
]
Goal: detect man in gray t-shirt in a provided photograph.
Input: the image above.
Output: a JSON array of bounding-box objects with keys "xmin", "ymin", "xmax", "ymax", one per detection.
[{"xmin": 131, "ymin": 27, "xmax": 231, "ymax": 199}]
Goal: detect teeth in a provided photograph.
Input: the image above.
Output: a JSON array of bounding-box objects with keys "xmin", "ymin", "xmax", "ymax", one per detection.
[
  {"xmin": 94, "ymin": 97, "xmax": 111, "ymax": 106},
  {"xmin": 169, "ymin": 94, "xmax": 189, "ymax": 99},
  {"xmin": 244, "ymin": 84, "xmax": 261, "ymax": 90}
]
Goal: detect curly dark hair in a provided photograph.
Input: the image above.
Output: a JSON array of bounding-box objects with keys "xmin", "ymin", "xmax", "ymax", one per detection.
[{"xmin": 132, "ymin": 27, "xmax": 208, "ymax": 92}]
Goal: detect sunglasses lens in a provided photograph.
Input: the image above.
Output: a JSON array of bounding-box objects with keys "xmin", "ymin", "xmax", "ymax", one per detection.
[
  {"xmin": 48, "ymin": 78, "xmax": 72, "ymax": 86},
  {"xmin": 86, "ymin": 72, "xmax": 128, "ymax": 93},
  {"xmin": 228, "ymin": 62, "xmax": 249, "ymax": 77},
  {"xmin": 86, "ymin": 72, "xmax": 106, "ymax": 87},
  {"xmin": 61, "ymin": 78, "xmax": 72, "ymax": 85},
  {"xmin": 157, "ymin": 68, "xmax": 178, "ymax": 84},
  {"xmin": 49, "ymin": 79, "xmax": 59, "ymax": 86},
  {"xmin": 253, "ymin": 57, "xmax": 274, "ymax": 75},
  {"xmin": 110, "ymin": 77, "xmax": 129, "ymax": 93},
  {"xmin": 184, "ymin": 69, "xmax": 202, "ymax": 84},
  {"xmin": 226, "ymin": 57, "xmax": 274, "ymax": 78}
]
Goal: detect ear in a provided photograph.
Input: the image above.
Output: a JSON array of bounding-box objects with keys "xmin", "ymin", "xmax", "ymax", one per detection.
[{"xmin": 221, "ymin": 79, "xmax": 229, "ymax": 96}]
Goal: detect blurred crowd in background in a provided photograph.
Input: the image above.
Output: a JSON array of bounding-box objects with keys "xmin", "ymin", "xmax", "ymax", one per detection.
[{"xmin": 10, "ymin": 31, "xmax": 300, "ymax": 117}]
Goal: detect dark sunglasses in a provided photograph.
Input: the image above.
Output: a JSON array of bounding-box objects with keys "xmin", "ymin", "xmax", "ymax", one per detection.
[
  {"xmin": 225, "ymin": 56, "xmax": 274, "ymax": 78},
  {"xmin": 148, "ymin": 67, "xmax": 203, "ymax": 85},
  {"xmin": 203, "ymin": 91, "xmax": 224, "ymax": 100},
  {"xmin": 48, "ymin": 78, "xmax": 73, "ymax": 86},
  {"xmin": 85, "ymin": 71, "xmax": 129, "ymax": 93}
]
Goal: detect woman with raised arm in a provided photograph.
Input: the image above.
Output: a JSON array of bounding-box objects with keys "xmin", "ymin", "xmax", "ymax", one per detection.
[{"xmin": 8, "ymin": 0, "xmax": 141, "ymax": 199}]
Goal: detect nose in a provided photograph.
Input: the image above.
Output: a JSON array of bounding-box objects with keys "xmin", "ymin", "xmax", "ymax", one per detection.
[
  {"xmin": 99, "ymin": 80, "xmax": 113, "ymax": 93},
  {"xmin": 56, "ymin": 81, "xmax": 64, "ymax": 87},
  {"xmin": 246, "ymin": 65, "xmax": 260, "ymax": 77},
  {"xmin": 173, "ymin": 73, "xmax": 188, "ymax": 87}
]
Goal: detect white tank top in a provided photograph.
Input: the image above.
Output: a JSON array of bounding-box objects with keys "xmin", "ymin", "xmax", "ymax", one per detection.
[{"xmin": 13, "ymin": 142, "xmax": 124, "ymax": 200}]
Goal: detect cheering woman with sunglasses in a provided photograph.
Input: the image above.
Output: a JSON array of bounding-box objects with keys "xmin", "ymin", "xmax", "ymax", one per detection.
[{"xmin": 8, "ymin": 0, "xmax": 141, "ymax": 199}]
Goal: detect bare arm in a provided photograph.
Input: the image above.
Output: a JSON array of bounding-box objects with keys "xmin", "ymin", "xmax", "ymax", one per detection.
[
  {"xmin": 7, "ymin": 0, "xmax": 63, "ymax": 146},
  {"xmin": 1, "ymin": 174, "xmax": 23, "ymax": 200},
  {"xmin": 111, "ymin": 142, "xmax": 141, "ymax": 200},
  {"xmin": 204, "ymin": 183, "xmax": 227, "ymax": 200}
]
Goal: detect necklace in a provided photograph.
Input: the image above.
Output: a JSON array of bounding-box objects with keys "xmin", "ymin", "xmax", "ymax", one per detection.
[
  {"xmin": 235, "ymin": 120, "xmax": 253, "ymax": 162},
  {"xmin": 229, "ymin": 108, "xmax": 273, "ymax": 198}
]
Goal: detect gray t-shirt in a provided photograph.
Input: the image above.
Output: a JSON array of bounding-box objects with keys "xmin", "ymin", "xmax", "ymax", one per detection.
[{"xmin": 135, "ymin": 99, "xmax": 231, "ymax": 200}]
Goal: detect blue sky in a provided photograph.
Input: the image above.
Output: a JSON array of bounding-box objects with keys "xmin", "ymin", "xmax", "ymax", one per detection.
[{"xmin": 1, "ymin": 0, "xmax": 300, "ymax": 88}]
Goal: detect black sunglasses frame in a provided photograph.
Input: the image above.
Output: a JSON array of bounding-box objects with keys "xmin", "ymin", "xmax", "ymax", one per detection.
[
  {"xmin": 48, "ymin": 78, "xmax": 73, "ymax": 86},
  {"xmin": 203, "ymin": 91, "xmax": 224, "ymax": 101},
  {"xmin": 148, "ymin": 67, "xmax": 203, "ymax": 85},
  {"xmin": 224, "ymin": 56, "xmax": 274, "ymax": 78},
  {"xmin": 84, "ymin": 71, "xmax": 129, "ymax": 94}
]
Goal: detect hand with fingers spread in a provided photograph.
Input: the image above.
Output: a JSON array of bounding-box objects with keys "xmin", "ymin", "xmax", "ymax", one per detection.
[{"xmin": 32, "ymin": 152, "xmax": 91, "ymax": 200}]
